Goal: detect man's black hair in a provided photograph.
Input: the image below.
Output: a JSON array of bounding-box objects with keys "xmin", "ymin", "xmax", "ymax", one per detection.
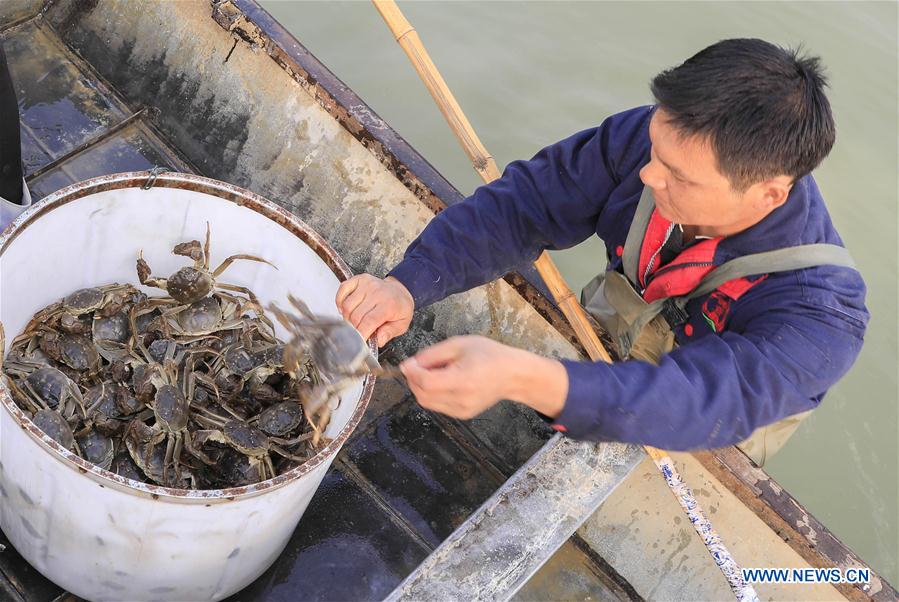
[{"xmin": 650, "ymin": 38, "xmax": 835, "ymax": 191}]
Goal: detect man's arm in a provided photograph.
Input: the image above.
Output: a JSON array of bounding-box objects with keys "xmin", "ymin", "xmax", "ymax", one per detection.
[
  {"xmin": 338, "ymin": 107, "xmax": 652, "ymax": 344},
  {"xmin": 554, "ymin": 266, "xmax": 868, "ymax": 449},
  {"xmin": 388, "ymin": 106, "xmax": 653, "ymax": 309},
  {"xmin": 400, "ymin": 265, "xmax": 867, "ymax": 451}
]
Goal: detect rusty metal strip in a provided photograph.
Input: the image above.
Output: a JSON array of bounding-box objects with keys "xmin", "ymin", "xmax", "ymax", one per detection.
[
  {"xmin": 25, "ymin": 109, "xmax": 148, "ymax": 182},
  {"xmin": 694, "ymin": 448, "xmax": 898, "ymax": 602},
  {"xmin": 336, "ymin": 458, "xmax": 436, "ymax": 554},
  {"xmin": 18, "ymin": 120, "xmax": 79, "ymax": 184},
  {"xmin": 0, "ymin": 4, "xmax": 43, "ymax": 34},
  {"xmin": 385, "ymin": 437, "xmax": 644, "ymax": 601}
]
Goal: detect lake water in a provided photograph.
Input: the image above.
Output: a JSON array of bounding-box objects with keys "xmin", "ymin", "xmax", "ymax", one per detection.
[{"xmin": 260, "ymin": 0, "xmax": 898, "ymax": 585}]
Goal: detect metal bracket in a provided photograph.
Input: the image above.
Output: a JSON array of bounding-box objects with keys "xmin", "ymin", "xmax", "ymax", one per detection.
[{"xmin": 142, "ymin": 166, "xmax": 170, "ymax": 190}]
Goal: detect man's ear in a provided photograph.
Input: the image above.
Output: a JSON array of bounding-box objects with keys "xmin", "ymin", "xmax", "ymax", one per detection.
[{"xmin": 753, "ymin": 176, "xmax": 793, "ymax": 211}]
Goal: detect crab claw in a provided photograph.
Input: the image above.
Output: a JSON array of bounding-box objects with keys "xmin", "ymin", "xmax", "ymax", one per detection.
[
  {"xmin": 136, "ymin": 251, "xmax": 167, "ymax": 290},
  {"xmin": 136, "ymin": 251, "xmax": 152, "ymax": 284},
  {"xmin": 172, "ymin": 240, "xmax": 204, "ymax": 263}
]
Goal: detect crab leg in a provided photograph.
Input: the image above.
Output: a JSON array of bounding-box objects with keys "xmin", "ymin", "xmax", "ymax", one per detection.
[
  {"xmin": 204, "ymin": 222, "xmax": 211, "ymax": 271},
  {"xmin": 211, "ymin": 255, "xmax": 278, "ymax": 279}
]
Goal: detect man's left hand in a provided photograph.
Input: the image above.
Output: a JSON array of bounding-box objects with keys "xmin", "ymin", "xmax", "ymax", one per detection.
[{"xmin": 399, "ymin": 335, "xmax": 568, "ymax": 420}]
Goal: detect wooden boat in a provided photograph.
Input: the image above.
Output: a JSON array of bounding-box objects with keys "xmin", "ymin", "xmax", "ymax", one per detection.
[{"xmin": 0, "ymin": 1, "xmax": 894, "ymax": 600}]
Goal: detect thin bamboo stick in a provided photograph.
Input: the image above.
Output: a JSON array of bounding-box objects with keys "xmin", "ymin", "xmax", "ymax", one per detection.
[{"xmin": 372, "ymin": 2, "xmax": 759, "ymax": 600}]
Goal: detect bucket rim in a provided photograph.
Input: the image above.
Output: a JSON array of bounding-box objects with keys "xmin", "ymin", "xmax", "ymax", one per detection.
[{"xmin": 0, "ymin": 170, "xmax": 375, "ymax": 502}]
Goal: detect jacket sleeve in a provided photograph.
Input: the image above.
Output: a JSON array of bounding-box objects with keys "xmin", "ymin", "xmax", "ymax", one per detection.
[
  {"xmin": 553, "ymin": 266, "xmax": 869, "ymax": 450},
  {"xmin": 388, "ymin": 106, "xmax": 653, "ymax": 308}
]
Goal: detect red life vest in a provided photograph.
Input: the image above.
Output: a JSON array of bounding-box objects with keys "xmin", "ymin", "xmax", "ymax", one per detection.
[{"xmin": 636, "ymin": 205, "xmax": 766, "ymax": 311}]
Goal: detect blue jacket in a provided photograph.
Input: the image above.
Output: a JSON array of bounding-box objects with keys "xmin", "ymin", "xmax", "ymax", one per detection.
[{"xmin": 388, "ymin": 106, "xmax": 868, "ymax": 450}]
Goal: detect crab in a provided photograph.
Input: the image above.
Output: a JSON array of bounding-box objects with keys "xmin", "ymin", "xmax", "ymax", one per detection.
[
  {"xmin": 165, "ymin": 295, "xmax": 243, "ymax": 338},
  {"xmin": 211, "ymin": 447, "xmax": 265, "ymax": 487},
  {"xmin": 111, "ymin": 452, "xmax": 145, "ymax": 482},
  {"xmin": 123, "ymin": 419, "xmax": 196, "ymax": 488},
  {"xmin": 269, "ymin": 295, "xmax": 379, "ymax": 380},
  {"xmin": 38, "ymin": 332, "xmax": 100, "ymax": 375},
  {"xmin": 245, "ymin": 344, "xmax": 297, "ymax": 395},
  {"xmin": 62, "ymin": 284, "xmax": 137, "ymax": 318},
  {"xmin": 31, "ymin": 408, "xmax": 77, "ymax": 451},
  {"xmin": 3, "ymin": 371, "xmax": 79, "ymax": 451},
  {"xmin": 75, "ymin": 427, "xmax": 115, "ymax": 470},
  {"xmin": 13, "ymin": 285, "xmax": 138, "ymax": 338},
  {"xmin": 253, "ymin": 401, "xmax": 306, "ymax": 439},
  {"xmin": 92, "ymin": 311, "xmax": 131, "ymax": 345},
  {"xmin": 4, "ymin": 364, "xmax": 85, "ymax": 420},
  {"xmin": 211, "ymin": 341, "xmax": 296, "ymax": 404},
  {"xmin": 191, "ymin": 413, "xmax": 310, "ymax": 482},
  {"xmin": 126, "ymin": 358, "xmax": 213, "ymax": 484},
  {"xmin": 83, "ymin": 383, "xmax": 125, "ymax": 435},
  {"xmin": 268, "ymin": 294, "xmax": 397, "ymax": 444},
  {"xmin": 136, "ymin": 223, "xmax": 276, "ymax": 305}
]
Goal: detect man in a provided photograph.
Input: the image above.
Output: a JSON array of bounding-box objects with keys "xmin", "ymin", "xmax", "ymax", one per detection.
[
  {"xmin": 0, "ymin": 43, "xmax": 32, "ymax": 230},
  {"xmin": 335, "ymin": 38, "xmax": 868, "ymax": 465}
]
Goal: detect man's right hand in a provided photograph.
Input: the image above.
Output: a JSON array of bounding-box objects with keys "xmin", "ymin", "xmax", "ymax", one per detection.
[{"xmin": 336, "ymin": 274, "xmax": 414, "ymax": 348}]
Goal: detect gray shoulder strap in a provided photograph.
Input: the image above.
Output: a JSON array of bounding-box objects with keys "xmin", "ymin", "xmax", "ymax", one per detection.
[
  {"xmin": 685, "ymin": 243, "xmax": 857, "ymax": 302},
  {"xmin": 621, "ymin": 186, "xmax": 655, "ymax": 284}
]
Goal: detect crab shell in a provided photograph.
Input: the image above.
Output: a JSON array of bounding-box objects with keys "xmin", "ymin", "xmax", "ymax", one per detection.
[
  {"xmin": 254, "ymin": 344, "xmax": 285, "ymax": 368},
  {"xmin": 76, "ymin": 429, "xmax": 115, "ymax": 470},
  {"xmin": 224, "ymin": 345, "xmax": 257, "ymax": 374},
  {"xmin": 310, "ymin": 322, "xmax": 375, "ymax": 375},
  {"xmin": 111, "ymin": 452, "xmax": 144, "ymax": 482},
  {"xmin": 215, "ymin": 447, "xmax": 263, "ymax": 487},
  {"xmin": 26, "ymin": 366, "xmax": 79, "ymax": 409},
  {"xmin": 132, "ymin": 364, "xmax": 160, "ymax": 405},
  {"xmin": 167, "ymin": 266, "xmax": 214, "ymax": 305},
  {"xmin": 59, "ymin": 313, "xmax": 92, "ymax": 335},
  {"xmin": 86, "ymin": 383, "xmax": 121, "ymax": 419},
  {"xmin": 153, "ymin": 384, "xmax": 189, "ymax": 431},
  {"xmin": 32, "ymin": 408, "xmax": 75, "ymax": 450},
  {"xmin": 42, "ymin": 333, "xmax": 100, "ymax": 373},
  {"xmin": 257, "ymin": 401, "xmax": 303, "ymax": 437},
  {"xmin": 93, "ymin": 312, "xmax": 131, "ymax": 344},
  {"xmin": 62, "ymin": 287, "xmax": 106, "ymax": 315},
  {"xmin": 175, "ymin": 296, "xmax": 222, "ymax": 336},
  {"xmin": 123, "ymin": 420, "xmax": 170, "ymax": 485},
  {"xmin": 223, "ymin": 419, "xmax": 270, "ymax": 456}
]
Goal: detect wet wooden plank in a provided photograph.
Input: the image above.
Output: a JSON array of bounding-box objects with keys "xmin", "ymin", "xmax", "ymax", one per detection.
[
  {"xmin": 1, "ymin": 19, "xmax": 131, "ymax": 175},
  {"xmin": 385, "ymin": 438, "xmax": 644, "ymax": 601},
  {"xmin": 229, "ymin": 467, "xmax": 430, "ymax": 601},
  {"xmin": 695, "ymin": 448, "xmax": 897, "ymax": 602},
  {"xmin": 343, "ymin": 400, "xmax": 503, "ymax": 547}
]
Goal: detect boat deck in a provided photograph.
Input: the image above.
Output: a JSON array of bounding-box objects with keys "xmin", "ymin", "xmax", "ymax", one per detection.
[{"xmin": 0, "ymin": 11, "xmax": 635, "ymax": 602}]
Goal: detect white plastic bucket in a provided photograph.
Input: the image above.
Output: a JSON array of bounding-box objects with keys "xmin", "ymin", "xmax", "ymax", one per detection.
[{"xmin": 0, "ymin": 172, "xmax": 374, "ymax": 601}]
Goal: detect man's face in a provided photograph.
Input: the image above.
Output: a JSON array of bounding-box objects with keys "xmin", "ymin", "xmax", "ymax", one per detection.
[{"xmin": 639, "ymin": 109, "xmax": 787, "ymax": 236}]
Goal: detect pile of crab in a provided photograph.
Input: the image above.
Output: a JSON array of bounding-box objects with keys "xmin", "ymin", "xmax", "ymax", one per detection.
[{"xmin": 0, "ymin": 228, "xmax": 371, "ymax": 490}]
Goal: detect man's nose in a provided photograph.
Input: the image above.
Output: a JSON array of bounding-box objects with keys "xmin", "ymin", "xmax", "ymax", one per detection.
[{"xmin": 639, "ymin": 161, "xmax": 666, "ymax": 191}]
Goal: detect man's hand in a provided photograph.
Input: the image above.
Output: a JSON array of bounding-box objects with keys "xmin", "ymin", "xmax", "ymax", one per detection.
[
  {"xmin": 336, "ymin": 275, "xmax": 414, "ymax": 347},
  {"xmin": 399, "ymin": 335, "xmax": 568, "ymax": 420}
]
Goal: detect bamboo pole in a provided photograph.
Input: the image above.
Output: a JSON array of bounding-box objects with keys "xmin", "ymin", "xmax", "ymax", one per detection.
[{"xmin": 372, "ymin": 2, "xmax": 758, "ymax": 600}]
